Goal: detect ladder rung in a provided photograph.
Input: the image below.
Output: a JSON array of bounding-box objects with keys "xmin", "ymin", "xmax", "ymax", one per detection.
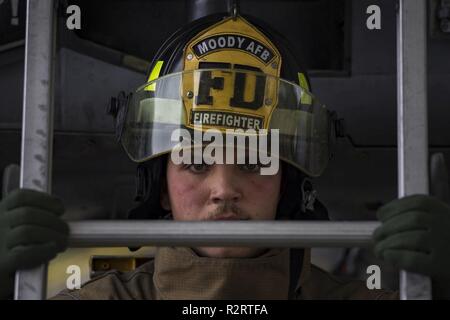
[{"xmin": 68, "ymin": 221, "xmax": 380, "ymax": 248}]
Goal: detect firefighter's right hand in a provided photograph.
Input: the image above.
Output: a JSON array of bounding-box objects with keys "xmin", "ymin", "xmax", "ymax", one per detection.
[{"xmin": 0, "ymin": 189, "xmax": 69, "ymax": 299}]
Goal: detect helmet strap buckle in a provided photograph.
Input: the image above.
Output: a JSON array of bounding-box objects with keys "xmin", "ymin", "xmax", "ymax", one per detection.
[{"xmin": 107, "ymin": 91, "xmax": 132, "ymax": 142}]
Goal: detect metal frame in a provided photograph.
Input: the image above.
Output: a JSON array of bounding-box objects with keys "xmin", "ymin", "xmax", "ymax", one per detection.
[{"xmin": 15, "ymin": 0, "xmax": 431, "ymax": 300}]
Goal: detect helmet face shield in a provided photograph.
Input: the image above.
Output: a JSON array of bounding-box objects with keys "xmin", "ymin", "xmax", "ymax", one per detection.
[{"xmin": 121, "ymin": 69, "xmax": 330, "ymax": 177}]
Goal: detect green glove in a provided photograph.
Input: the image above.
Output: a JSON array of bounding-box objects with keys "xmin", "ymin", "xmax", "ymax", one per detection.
[
  {"xmin": 0, "ymin": 189, "xmax": 69, "ymax": 299},
  {"xmin": 373, "ymin": 194, "xmax": 450, "ymax": 299}
]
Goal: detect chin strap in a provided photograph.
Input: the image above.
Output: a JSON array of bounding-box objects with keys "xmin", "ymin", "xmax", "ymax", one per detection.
[
  {"xmin": 301, "ymin": 178, "xmax": 317, "ymax": 213},
  {"xmin": 134, "ymin": 164, "xmax": 149, "ymax": 202}
]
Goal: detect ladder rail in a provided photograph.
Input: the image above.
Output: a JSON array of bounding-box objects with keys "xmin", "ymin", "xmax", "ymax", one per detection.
[
  {"xmin": 397, "ymin": 0, "xmax": 432, "ymax": 300},
  {"xmin": 15, "ymin": 0, "xmax": 56, "ymax": 300}
]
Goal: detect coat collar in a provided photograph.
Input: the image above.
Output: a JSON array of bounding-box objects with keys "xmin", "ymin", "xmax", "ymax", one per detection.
[{"xmin": 153, "ymin": 246, "xmax": 311, "ymax": 299}]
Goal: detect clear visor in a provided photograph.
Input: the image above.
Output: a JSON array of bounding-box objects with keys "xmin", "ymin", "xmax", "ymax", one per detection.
[{"xmin": 121, "ymin": 69, "xmax": 330, "ymax": 177}]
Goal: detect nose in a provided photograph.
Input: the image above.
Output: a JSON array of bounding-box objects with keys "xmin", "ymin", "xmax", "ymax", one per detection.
[{"xmin": 208, "ymin": 165, "xmax": 242, "ymax": 204}]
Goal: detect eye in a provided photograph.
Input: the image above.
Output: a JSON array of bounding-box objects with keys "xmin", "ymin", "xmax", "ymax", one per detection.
[
  {"xmin": 185, "ymin": 163, "xmax": 209, "ymax": 173},
  {"xmin": 238, "ymin": 163, "xmax": 262, "ymax": 173}
]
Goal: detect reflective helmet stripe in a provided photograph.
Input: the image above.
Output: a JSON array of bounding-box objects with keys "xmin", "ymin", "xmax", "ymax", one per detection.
[{"xmin": 146, "ymin": 60, "xmax": 165, "ymax": 91}]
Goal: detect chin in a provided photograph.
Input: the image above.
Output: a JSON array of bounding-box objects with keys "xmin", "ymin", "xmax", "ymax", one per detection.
[{"xmin": 194, "ymin": 247, "xmax": 266, "ymax": 258}]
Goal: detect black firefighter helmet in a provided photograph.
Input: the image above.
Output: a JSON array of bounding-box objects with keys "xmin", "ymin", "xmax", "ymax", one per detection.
[{"xmin": 108, "ymin": 13, "xmax": 336, "ymax": 220}]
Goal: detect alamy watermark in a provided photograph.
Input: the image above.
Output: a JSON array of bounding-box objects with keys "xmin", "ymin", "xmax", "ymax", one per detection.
[
  {"xmin": 66, "ymin": 265, "xmax": 81, "ymax": 290},
  {"xmin": 66, "ymin": 5, "xmax": 81, "ymax": 30},
  {"xmin": 366, "ymin": 5, "xmax": 381, "ymax": 30},
  {"xmin": 170, "ymin": 127, "xmax": 280, "ymax": 176},
  {"xmin": 54, "ymin": 3, "xmax": 383, "ymax": 32},
  {"xmin": 366, "ymin": 264, "xmax": 381, "ymax": 290}
]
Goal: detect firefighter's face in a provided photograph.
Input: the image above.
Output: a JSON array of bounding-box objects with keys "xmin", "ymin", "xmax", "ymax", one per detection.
[{"xmin": 161, "ymin": 157, "xmax": 282, "ymax": 258}]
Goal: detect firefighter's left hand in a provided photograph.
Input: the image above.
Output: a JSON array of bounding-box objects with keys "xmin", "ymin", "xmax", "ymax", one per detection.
[{"xmin": 373, "ymin": 195, "xmax": 450, "ymax": 299}]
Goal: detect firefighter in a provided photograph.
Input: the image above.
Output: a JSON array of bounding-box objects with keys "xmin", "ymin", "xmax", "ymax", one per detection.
[{"xmin": 1, "ymin": 12, "xmax": 450, "ymax": 300}]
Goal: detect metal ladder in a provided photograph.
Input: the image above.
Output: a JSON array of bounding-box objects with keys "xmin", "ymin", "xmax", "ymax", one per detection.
[{"xmin": 14, "ymin": 0, "xmax": 432, "ymax": 300}]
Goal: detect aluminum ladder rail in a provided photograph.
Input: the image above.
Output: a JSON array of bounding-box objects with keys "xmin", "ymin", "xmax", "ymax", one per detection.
[
  {"xmin": 15, "ymin": 0, "xmax": 432, "ymax": 299},
  {"xmin": 396, "ymin": 0, "xmax": 432, "ymax": 300},
  {"xmin": 14, "ymin": 0, "xmax": 56, "ymax": 300}
]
